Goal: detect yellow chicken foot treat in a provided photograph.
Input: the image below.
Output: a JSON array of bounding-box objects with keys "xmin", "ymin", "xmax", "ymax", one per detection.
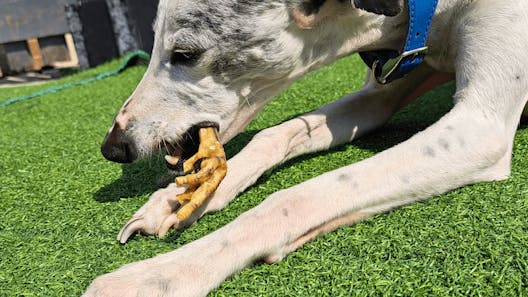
[{"xmin": 173, "ymin": 127, "xmax": 227, "ymax": 223}]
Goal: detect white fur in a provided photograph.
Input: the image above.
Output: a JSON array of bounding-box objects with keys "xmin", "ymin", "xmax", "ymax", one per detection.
[{"xmin": 86, "ymin": 0, "xmax": 528, "ymax": 296}]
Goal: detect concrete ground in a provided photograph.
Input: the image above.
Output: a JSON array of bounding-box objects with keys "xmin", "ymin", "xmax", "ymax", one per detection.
[{"xmin": 0, "ymin": 69, "xmax": 61, "ymax": 88}]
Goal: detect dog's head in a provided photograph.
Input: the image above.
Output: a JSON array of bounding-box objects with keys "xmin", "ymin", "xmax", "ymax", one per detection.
[{"xmin": 101, "ymin": 0, "xmax": 403, "ymax": 163}]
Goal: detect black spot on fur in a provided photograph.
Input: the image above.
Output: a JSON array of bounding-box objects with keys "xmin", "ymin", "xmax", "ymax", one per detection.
[
  {"xmin": 423, "ymin": 146, "xmax": 436, "ymax": 157},
  {"xmin": 282, "ymin": 208, "xmax": 289, "ymax": 217},
  {"xmin": 140, "ymin": 278, "xmax": 174, "ymax": 296},
  {"xmin": 179, "ymin": 93, "xmax": 198, "ymax": 107},
  {"xmin": 233, "ymin": 0, "xmax": 277, "ymax": 14},
  {"xmin": 174, "ymin": 18, "xmax": 199, "ymax": 31},
  {"xmin": 219, "ymin": 239, "xmax": 230, "ymax": 252},
  {"xmin": 438, "ymin": 138, "xmax": 450, "ymax": 151},
  {"xmin": 338, "ymin": 173, "xmax": 350, "ymax": 181},
  {"xmin": 157, "ymin": 279, "xmax": 172, "ymax": 293}
]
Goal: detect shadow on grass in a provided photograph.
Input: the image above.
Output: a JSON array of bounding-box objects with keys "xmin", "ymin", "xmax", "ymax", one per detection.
[
  {"xmin": 520, "ymin": 116, "xmax": 528, "ymax": 129},
  {"xmin": 94, "ymin": 82, "xmax": 458, "ymax": 203},
  {"xmin": 93, "ymin": 159, "xmax": 168, "ymax": 202}
]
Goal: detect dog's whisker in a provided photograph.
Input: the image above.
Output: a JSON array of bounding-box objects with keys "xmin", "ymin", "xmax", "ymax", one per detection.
[
  {"xmin": 174, "ymin": 139, "xmax": 184, "ymax": 151},
  {"xmin": 167, "ymin": 141, "xmax": 178, "ymax": 151},
  {"xmin": 161, "ymin": 138, "xmax": 169, "ymax": 153},
  {"xmin": 185, "ymin": 130, "xmax": 197, "ymax": 146},
  {"xmin": 158, "ymin": 140, "xmax": 164, "ymax": 162}
]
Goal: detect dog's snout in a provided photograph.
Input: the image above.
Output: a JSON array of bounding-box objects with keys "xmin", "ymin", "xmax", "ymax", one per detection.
[{"xmin": 101, "ymin": 126, "xmax": 137, "ymax": 163}]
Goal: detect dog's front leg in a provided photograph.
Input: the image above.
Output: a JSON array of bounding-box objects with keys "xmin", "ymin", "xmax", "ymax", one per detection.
[{"xmin": 87, "ymin": 85, "xmax": 514, "ymax": 297}]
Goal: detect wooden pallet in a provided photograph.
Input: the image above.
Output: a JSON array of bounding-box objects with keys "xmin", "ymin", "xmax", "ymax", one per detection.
[{"xmin": 0, "ymin": 33, "xmax": 78, "ymax": 76}]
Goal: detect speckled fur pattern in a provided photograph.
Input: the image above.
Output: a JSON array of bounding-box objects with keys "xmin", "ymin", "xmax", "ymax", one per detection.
[{"xmin": 90, "ymin": 0, "xmax": 528, "ymax": 296}]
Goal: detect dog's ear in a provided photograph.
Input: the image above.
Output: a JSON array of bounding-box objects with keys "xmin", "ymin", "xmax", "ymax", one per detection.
[
  {"xmin": 352, "ymin": 0, "xmax": 404, "ymax": 17},
  {"xmin": 292, "ymin": 0, "xmax": 351, "ymax": 29}
]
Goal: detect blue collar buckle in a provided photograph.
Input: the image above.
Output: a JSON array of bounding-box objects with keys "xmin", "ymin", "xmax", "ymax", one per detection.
[
  {"xmin": 360, "ymin": 0, "xmax": 438, "ymax": 84},
  {"xmin": 372, "ymin": 46, "xmax": 429, "ymax": 84}
]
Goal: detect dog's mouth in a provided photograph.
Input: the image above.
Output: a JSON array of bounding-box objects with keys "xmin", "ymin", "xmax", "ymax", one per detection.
[{"xmin": 163, "ymin": 121, "xmax": 219, "ymax": 173}]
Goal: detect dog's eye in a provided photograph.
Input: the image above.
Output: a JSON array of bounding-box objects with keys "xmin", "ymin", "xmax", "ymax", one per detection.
[{"xmin": 170, "ymin": 50, "xmax": 201, "ymax": 65}]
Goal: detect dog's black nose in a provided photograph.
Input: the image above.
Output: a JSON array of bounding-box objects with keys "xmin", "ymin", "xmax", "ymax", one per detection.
[{"xmin": 101, "ymin": 128, "xmax": 136, "ymax": 163}]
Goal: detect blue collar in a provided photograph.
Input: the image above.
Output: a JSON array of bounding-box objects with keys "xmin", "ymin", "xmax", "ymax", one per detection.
[{"xmin": 359, "ymin": 0, "xmax": 439, "ymax": 84}]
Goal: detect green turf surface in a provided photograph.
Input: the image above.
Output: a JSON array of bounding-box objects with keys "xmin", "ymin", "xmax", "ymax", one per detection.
[{"xmin": 1, "ymin": 54, "xmax": 527, "ymax": 296}]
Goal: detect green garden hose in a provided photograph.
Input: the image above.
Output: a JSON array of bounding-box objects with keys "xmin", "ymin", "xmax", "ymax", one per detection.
[{"xmin": 0, "ymin": 50, "xmax": 151, "ymax": 108}]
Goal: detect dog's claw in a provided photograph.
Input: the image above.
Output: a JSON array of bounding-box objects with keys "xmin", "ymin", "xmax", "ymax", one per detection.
[
  {"xmin": 117, "ymin": 217, "xmax": 143, "ymax": 244},
  {"xmin": 117, "ymin": 184, "xmax": 185, "ymax": 243},
  {"xmin": 174, "ymin": 127, "xmax": 227, "ymax": 222},
  {"xmin": 158, "ymin": 213, "xmax": 180, "ymax": 237}
]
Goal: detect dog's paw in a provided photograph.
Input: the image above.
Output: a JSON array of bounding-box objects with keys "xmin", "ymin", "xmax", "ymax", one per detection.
[
  {"xmin": 117, "ymin": 184, "xmax": 185, "ymax": 243},
  {"xmin": 83, "ymin": 261, "xmax": 155, "ymax": 297},
  {"xmin": 83, "ymin": 249, "xmax": 213, "ymax": 297}
]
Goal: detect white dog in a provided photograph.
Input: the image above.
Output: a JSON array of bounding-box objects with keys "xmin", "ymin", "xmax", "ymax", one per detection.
[{"xmin": 88, "ymin": 0, "xmax": 528, "ymax": 296}]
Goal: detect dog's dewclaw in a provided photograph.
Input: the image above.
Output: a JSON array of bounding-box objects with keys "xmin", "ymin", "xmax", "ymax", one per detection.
[{"xmin": 174, "ymin": 127, "xmax": 227, "ymax": 222}]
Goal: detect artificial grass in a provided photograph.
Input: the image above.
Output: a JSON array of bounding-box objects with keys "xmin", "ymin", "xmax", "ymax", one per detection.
[{"xmin": 0, "ymin": 54, "xmax": 527, "ymax": 296}]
